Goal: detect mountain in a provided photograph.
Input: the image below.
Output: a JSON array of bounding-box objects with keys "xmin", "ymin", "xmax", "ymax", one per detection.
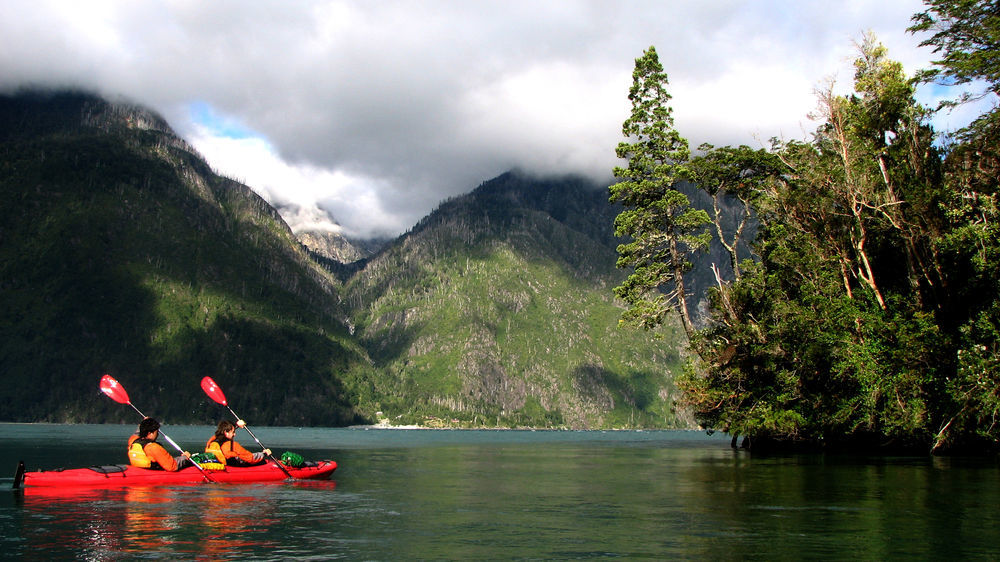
[
  {"xmin": 0, "ymin": 90, "xmax": 369, "ymax": 425},
  {"xmin": 342, "ymin": 172, "xmax": 689, "ymax": 428},
  {"xmin": 0, "ymin": 90, "xmax": 691, "ymax": 429},
  {"xmin": 296, "ymin": 229, "xmax": 368, "ymax": 263}
]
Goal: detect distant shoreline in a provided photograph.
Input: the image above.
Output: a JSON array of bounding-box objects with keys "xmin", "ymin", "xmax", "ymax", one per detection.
[{"xmin": 0, "ymin": 421, "xmax": 693, "ymax": 432}]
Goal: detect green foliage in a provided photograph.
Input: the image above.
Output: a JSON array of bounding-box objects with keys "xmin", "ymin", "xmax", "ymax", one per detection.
[
  {"xmin": 687, "ymin": 145, "xmax": 782, "ymax": 280},
  {"xmin": 943, "ymin": 302, "xmax": 1000, "ymax": 443},
  {"xmin": 675, "ymin": 32, "xmax": 1000, "ymax": 454},
  {"xmin": 909, "ymin": 0, "xmax": 1000, "ymax": 106},
  {"xmin": 344, "ymin": 172, "xmax": 687, "ymax": 429},
  {"xmin": 909, "ymin": 0, "xmax": 1000, "ymax": 163},
  {"xmin": 610, "ymin": 46, "xmax": 711, "ymax": 337}
]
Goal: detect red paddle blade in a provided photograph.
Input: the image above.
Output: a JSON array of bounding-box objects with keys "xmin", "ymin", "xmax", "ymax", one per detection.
[
  {"xmin": 200, "ymin": 376, "xmax": 228, "ymax": 406},
  {"xmin": 99, "ymin": 374, "xmax": 130, "ymax": 404}
]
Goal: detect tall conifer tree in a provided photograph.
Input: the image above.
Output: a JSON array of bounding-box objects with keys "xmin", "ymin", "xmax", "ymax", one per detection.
[{"xmin": 609, "ymin": 46, "xmax": 710, "ymax": 338}]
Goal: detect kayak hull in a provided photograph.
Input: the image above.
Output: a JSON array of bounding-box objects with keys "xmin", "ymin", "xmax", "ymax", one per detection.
[{"xmin": 17, "ymin": 460, "xmax": 336, "ymax": 487}]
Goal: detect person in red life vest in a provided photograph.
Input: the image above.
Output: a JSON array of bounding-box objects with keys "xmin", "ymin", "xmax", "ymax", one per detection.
[
  {"xmin": 127, "ymin": 417, "xmax": 192, "ymax": 471},
  {"xmin": 205, "ymin": 420, "xmax": 271, "ymax": 466}
]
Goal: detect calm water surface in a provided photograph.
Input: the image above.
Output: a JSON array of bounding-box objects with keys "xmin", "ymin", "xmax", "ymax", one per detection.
[{"xmin": 1, "ymin": 424, "xmax": 998, "ymax": 559}]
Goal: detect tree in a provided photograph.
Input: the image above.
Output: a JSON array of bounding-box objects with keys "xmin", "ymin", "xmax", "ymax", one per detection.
[
  {"xmin": 909, "ymin": 0, "xmax": 1000, "ymax": 177},
  {"xmin": 687, "ymin": 144, "xmax": 783, "ymax": 283},
  {"xmin": 909, "ymin": 0, "xmax": 1000, "ymax": 111},
  {"xmin": 680, "ymin": 36, "xmax": 960, "ymax": 452},
  {"xmin": 909, "ymin": 0, "xmax": 1000, "ymax": 451},
  {"xmin": 609, "ymin": 46, "xmax": 710, "ymax": 338}
]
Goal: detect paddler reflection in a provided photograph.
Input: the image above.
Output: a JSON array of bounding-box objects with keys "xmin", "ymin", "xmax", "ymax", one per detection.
[
  {"xmin": 122, "ymin": 486, "xmax": 175, "ymax": 543},
  {"xmin": 17, "ymin": 488, "xmax": 129, "ymax": 556},
  {"xmin": 121, "ymin": 486, "xmax": 274, "ymax": 555},
  {"xmin": 198, "ymin": 487, "xmax": 276, "ymax": 556}
]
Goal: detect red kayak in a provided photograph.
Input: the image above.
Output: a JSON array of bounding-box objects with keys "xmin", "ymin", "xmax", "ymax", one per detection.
[{"xmin": 13, "ymin": 459, "xmax": 337, "ymax": 488}]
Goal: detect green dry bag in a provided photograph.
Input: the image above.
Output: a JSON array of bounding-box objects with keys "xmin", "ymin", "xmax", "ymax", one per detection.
[
  {"xmin": 190, "ymin": 452, "xmax": 216, "ymax": 464},
  {"xmin": 280, "ymin": 451, "xmax": 304, "ymax": 467}
]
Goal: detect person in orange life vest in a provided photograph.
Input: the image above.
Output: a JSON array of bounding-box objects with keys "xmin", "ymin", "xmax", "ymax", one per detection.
[
  {"xmin": 205, "ymin": 420, "xmax": 271, "ymax": 466},
  {"xmin": 127, "ymin": 417, "xmax": 192, "ymax": 471}
]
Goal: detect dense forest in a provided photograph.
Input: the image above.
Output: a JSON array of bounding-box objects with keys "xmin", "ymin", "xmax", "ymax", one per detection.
[{"xmin": 611, "ymin": 0, "xmax": 999, "ymax": 453}]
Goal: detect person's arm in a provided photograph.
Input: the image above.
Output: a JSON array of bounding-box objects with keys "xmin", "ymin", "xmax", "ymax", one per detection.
[
  {"xmin": 146, "ymin": 442, "xmax": 178, "ymax": 471},
  {"xmin": 231, "ymin": 440, "xmax": 256, "ymax": 463}
]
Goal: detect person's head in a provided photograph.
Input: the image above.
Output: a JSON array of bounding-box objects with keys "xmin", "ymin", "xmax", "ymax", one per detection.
[
  {"xmin": 215, "ymin": 420, "xmax": 236, "ymax": 440},
  {"xmin": 139, "ymin": 417, "xmax": 160, "ymax": 439}
]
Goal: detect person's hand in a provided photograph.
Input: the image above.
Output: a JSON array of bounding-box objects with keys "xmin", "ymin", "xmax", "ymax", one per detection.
[
  {"xmin": 263, "ymin": 449, "xmax": 272, "ymax": 456},
  {"xmin": 236, "ymin": 419, "xmax": 246, "ymax": 428},
  {"xmin": 182, "ymin": 451, "xmax": 191, "ymax": 458}
]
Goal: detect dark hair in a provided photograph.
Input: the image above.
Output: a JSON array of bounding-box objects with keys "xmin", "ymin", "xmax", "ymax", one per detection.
[
  {"xmin": 139, "ymin": 417, "xmax": 160, "ymax": 437},
  {"xmin": 214, "ymin": 420, "xmax": 235, "ymax": 442}
]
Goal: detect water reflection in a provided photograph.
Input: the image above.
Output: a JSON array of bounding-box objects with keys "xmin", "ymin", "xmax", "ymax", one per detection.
[
  {"xmin": 5, "ymin": 426, "xmax": 1000, "ymax": 559},
  {"xmin": 18, "ymin": 487, "xmax": 128, "ymax": 556},
  {"xmin": 17, "ymin": 482, "xmax": 336, "ymax": 559}
]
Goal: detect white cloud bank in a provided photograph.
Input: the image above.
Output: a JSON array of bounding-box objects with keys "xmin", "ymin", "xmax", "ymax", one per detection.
[{"xmin": 0, "ymin": 0, "xmax": 983, "ymax": 238}]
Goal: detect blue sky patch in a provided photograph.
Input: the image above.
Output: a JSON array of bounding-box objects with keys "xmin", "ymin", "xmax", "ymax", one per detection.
[{"xmin": 189, "ymin": 101, "xmax": 257, "ymax": 139}]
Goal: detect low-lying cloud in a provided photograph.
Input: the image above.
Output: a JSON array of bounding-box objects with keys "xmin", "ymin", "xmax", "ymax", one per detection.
[{"xmin": 0, "ymin": 0, "xmax": 976, "ymax": 238}]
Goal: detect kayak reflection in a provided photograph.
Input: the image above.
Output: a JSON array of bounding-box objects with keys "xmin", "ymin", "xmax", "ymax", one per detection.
[{"xmin": 18, "ymin": 482, "xmax": 333, "ymax": 558}]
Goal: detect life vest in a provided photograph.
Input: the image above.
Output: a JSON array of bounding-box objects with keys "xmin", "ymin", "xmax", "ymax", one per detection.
[
  {"xmin": 205, "ymin": 436, "xmax": 229, "ymax": 464},
  {"xmin": 128, "ymin": 437, "xmax": 160, "ymax": 469}
]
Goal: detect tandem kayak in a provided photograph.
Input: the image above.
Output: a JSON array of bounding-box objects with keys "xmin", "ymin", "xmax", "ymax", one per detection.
[{"xmin": 13, "ymin": 459, "xmax": 337, "ymax": 488}]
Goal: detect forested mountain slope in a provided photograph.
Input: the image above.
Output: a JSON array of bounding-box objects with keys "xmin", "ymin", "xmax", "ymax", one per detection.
[
  {"xmin": 0, "ymin": 90, "xmax": 369, "ymax": 425},
  {"xmin": 343, "ymin": 172, "xmax": 689, "ymax": 428},
  {"xmin": 0, "ymin": 90, "xmax": 690, "ymax": 429}
]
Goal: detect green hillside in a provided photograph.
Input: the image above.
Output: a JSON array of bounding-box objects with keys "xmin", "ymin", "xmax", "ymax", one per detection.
[{"xmin": 344, "ymin": 173, "xmax": 689, "ymax": 428}]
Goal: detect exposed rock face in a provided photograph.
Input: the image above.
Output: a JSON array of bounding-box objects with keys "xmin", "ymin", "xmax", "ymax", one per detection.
[{"xmin": 297, "ymin": 229, "xmax": 366, "ymax": 263}]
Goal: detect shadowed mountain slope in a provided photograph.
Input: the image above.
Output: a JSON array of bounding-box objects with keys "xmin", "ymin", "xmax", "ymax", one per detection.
[{"xmin": 0, "ymin": 90, "xmax": 369, "ymax": 425}]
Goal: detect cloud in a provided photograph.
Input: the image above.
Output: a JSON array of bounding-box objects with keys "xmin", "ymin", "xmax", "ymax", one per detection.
[
  {"xmin": 0, "ymin": 0, "xmax": 979, "ymax": 238},
  {"xmin": 188, "ymin": 124, "xmax": 405, "ymax": 237}
]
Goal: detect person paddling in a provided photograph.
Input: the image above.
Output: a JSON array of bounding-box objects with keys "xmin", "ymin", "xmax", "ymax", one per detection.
[
  {"xmin": 127, "ymin": 417, "xmax": 193, "ymax": 471},
  {"xmin": 206, "ymin": 420, "xmax": 271, "ymax": 466}
]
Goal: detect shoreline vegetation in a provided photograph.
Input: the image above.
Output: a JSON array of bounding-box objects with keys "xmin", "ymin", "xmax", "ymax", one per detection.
[
  {"xmin": 610, "ymin": 4, "xmax": 1000, "ymax": 456},
  {"xmin": 0, "ymin": 420, "xmax": 661, "ymax": 431},
  {"xmin": 360, "ymin": 413, "xmax": 681, "ymax": 431}
]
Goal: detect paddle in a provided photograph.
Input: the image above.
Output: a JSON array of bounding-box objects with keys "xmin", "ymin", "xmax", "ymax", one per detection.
[
  {"xmin": 200, "ymin": 376, "xmax": 294, "ymax": 479},
  {"xmin": 99, "ymin": 374, "xmax": 214, "ymax": 483}
]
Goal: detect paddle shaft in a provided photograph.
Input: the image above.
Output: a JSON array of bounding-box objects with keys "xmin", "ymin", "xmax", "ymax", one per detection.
[
  {"xmin": 225, "ymin": 404, "xmax": 293, "ymax": 479},
  {"xmin": 128, "ymin": 402, "xmax": 213, "ymax": 483}
]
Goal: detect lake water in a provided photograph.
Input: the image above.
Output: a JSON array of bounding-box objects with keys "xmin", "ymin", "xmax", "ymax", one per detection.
[{"xmin": 1, "ymin": 424, "xmax": 998, "ymax": 559}]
